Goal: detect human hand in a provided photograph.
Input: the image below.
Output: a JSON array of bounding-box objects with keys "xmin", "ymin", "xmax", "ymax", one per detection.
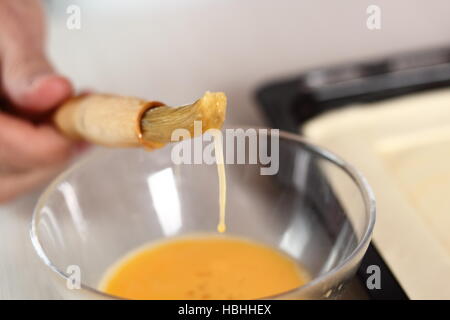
[{"xmin": 0, "ymin": 0, "xmax": 81, "ymax": 202}]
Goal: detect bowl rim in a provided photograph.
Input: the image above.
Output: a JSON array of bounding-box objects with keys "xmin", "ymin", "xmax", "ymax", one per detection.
[{"xmin": 30, "ymin": 127, "xmax": 376, "ymax": 299}]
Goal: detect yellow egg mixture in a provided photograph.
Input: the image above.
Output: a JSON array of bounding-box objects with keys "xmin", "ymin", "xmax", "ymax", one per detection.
[{"xmin": 99, "ymin": 235, "xmax": 309, "ymax": 300}]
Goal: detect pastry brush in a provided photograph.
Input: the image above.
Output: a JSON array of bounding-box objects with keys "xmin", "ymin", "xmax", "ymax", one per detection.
[{"xmin": 53, "ymin": 91, "xmax": 227, "ymax": 149}]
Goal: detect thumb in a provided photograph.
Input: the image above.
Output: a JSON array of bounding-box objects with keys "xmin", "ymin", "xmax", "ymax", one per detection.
[{"xmin": 2, "ymin": 50, "xmax": 73, "ymax": 112}]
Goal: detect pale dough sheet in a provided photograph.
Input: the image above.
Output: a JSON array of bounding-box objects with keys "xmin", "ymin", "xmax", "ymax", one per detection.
[{"xmin": 303, "ymin": 89, "xmax": 450, "ymax": 299}]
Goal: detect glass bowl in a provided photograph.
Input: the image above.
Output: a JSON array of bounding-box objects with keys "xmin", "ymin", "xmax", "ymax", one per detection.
[{"xmin": 30, "ymin": 128, "xmax": 375, "ymax": 299}]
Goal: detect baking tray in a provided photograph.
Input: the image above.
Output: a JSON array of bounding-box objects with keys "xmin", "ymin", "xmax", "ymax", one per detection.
[{"xmin": 255, "ymin": 47, "xmax": 450, "ymax": 300}]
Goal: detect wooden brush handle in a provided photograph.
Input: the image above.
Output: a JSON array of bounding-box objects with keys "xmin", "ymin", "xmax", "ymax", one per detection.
[{"xmin": 54, "ymin": 94, "xmax": 164, "ymax": 148}]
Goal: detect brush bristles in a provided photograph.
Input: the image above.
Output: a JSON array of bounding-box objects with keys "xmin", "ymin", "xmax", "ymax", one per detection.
[{"xmin": 140, "ymin": 92, "xmax": 226, "ymax": 144}]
